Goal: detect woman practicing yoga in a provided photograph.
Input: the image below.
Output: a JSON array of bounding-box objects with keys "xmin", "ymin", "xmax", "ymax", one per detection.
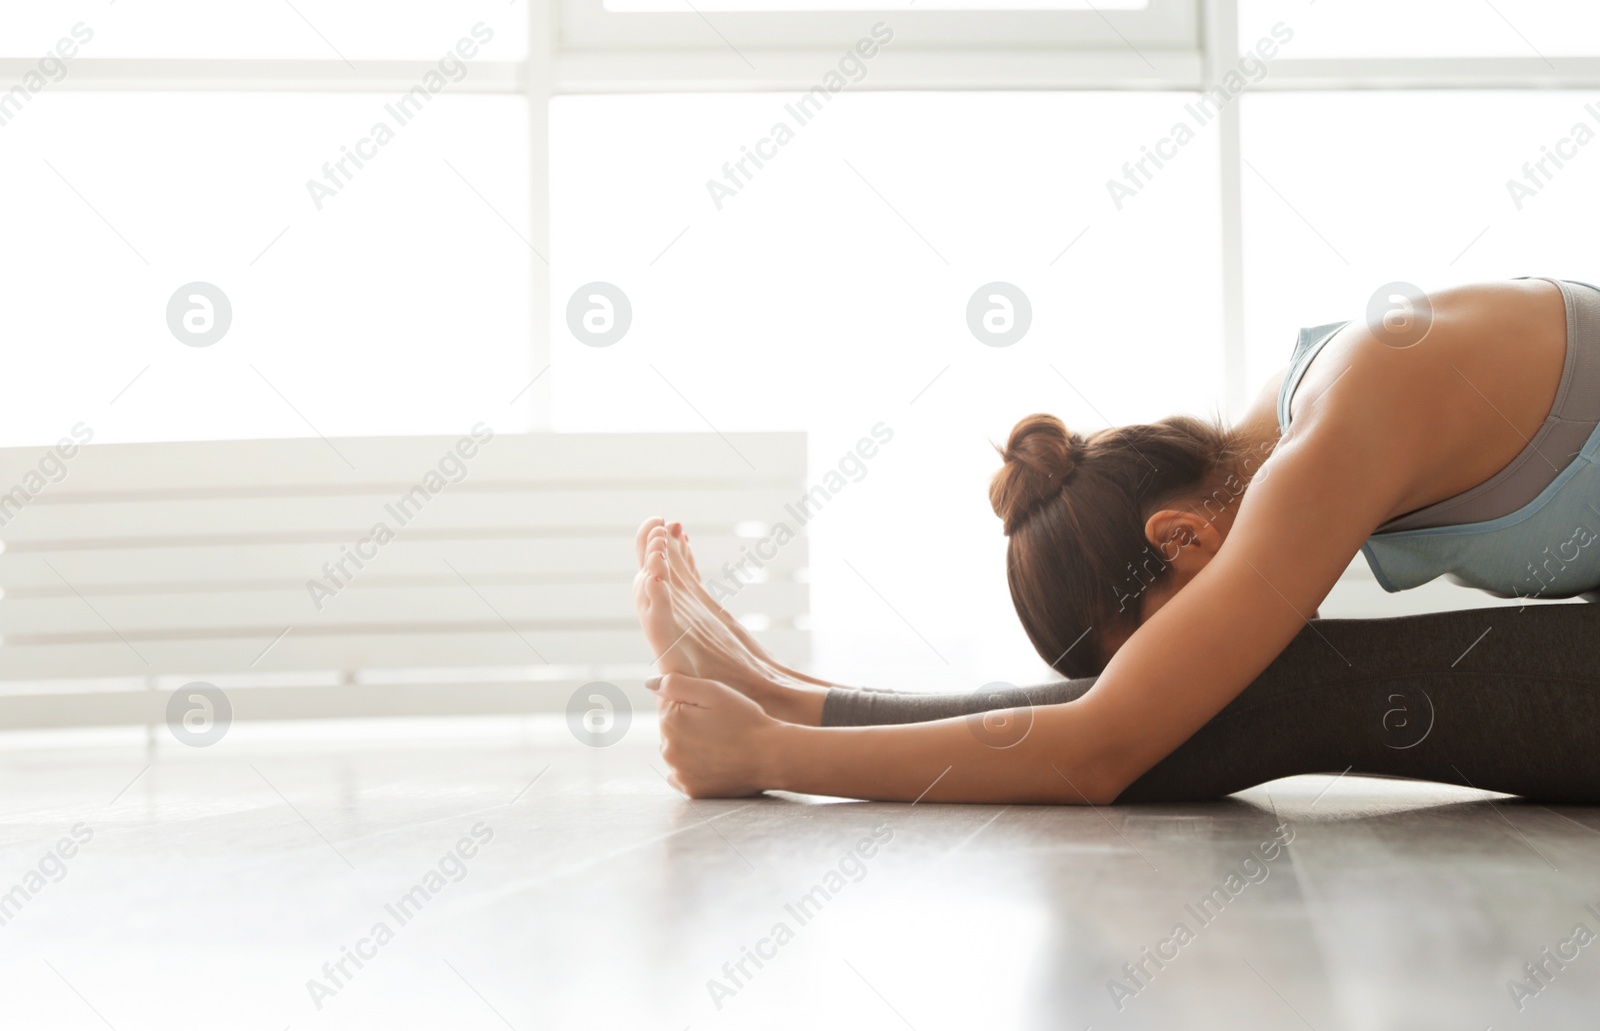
[{"xmin": 637, "ymin": 276, "xmax": 1600, "ymax": 804}]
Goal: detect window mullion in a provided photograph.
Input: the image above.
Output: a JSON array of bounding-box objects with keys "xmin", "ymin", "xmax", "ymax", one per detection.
[
  {"xmin": 526, "ymin": 0, "xmax": 555, "ymax": 430},
  {"xmin": 1203, "ymin": 0, "xmax": 1249, "ymax": 417}
]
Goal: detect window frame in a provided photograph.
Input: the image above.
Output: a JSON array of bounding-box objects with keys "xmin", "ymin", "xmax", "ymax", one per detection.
[{"xmin": 559, "ymin": 0, "xmax": 1195, "ymax": 52}]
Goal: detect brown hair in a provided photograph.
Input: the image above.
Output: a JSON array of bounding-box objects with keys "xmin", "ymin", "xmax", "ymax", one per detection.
[{"xmin": 990, "ymin": 412, "xmax": 1249, "ymax": 678}]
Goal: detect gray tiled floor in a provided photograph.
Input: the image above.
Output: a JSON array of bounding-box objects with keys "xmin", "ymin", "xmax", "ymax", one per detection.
[{"xmin": 0, "ymin": 718, "xmax": 1596, "ymax": 1030}]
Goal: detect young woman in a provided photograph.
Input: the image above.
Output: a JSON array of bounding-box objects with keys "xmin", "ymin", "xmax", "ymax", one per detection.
[{"xmin": 637, "ymin": 277, "xmax": 1600, "ymax": 804}]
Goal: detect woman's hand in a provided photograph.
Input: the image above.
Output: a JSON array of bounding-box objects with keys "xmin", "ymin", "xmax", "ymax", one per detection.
[{"xmin": 651, "ymin": 673, "xmax": 784, "ymax": 798}]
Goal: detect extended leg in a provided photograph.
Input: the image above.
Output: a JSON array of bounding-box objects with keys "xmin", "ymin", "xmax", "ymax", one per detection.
[{"xmin": 823, "ymin": 604, "xmax": 1600, "ymax": 803}]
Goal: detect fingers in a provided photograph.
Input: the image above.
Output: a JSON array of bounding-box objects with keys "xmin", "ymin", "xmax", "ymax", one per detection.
[
  {"xmin": 651, "ymin": 672, "xmax": 724, "ymax": 708},
  {"xmin": 646, "ymin": 674, "xmax": 676, "ymax": 711}
]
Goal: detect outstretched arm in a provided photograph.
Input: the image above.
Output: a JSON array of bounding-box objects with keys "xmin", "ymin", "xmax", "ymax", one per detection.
[{"xmin": 817, "ymin": 605, "xmax": 1600, "ymax": 804}]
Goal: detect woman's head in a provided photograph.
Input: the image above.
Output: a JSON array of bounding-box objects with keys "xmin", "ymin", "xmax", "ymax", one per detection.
[{"xmin": 990, "ymin": 413, "xmax": 1253, "ymax": 678}]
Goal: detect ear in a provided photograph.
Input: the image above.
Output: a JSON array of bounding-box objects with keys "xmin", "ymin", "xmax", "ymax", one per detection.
[{"xmin": 1142, "ymin": 506, "xmax": 1224, "ymax": 574}]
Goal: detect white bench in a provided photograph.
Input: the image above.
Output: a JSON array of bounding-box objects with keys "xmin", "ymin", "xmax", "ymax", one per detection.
[{"xmin": 0, "ymin": 431, "xmax": 809, "ymax": 730}]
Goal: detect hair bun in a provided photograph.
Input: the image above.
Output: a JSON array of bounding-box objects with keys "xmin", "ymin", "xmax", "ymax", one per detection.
[{"xmin": 990, "ymin": 414, "xmax": 1080, "ymax": 534}]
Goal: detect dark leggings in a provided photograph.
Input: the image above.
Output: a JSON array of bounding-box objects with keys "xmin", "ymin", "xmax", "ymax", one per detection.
[{"xmin": 821, "ymin": 604, "xmax": 1600, "ymax": 803}]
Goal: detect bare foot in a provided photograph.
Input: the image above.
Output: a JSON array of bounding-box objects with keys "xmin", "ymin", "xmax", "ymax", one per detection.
[
  {"xmin": 636, "ymin": 519, "xmax": 780, "ymax": 678},
  {"xmin": 635, "ymin": 517, "xmax": 840, "ymax": 690},
  {"xmin": 665, "ymin": 523, "xmax": 782, "ymax": 665},
  {"xmin": 634, "ymin": 522, "xmax": 825, "ymax": 724},
  {"xmin": 664, "ymin": 523, "xmax": 839, "ymax": 689}
]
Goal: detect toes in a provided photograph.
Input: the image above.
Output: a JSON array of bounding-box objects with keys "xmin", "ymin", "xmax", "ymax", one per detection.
[
  {"xmin": 635, "ymin": 517, "xmax": 665, "ymax": 566},
  {"xmin": 641, "ymin": 554, "xmax": 673, "ymax": 619},
  {"xmin": 656, "ymin": 532, "xmax": 704, "ymax": 598},
  {"xmin": 644, "ymin": 543, "xmax": 669, "ymax": 583},
  {"xmin": 660, "ymin": 532, "xmax": 691, "ymax": 576},
  {"xmin": 680, "ymin": 532, "xmax": 704, "ymax": 580},
  {"xmin": 665, "ymin": 532, "xmax": 721, "ymax": 612}
]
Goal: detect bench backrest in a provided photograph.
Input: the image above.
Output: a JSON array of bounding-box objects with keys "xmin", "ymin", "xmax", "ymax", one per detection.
[{"xmin": 0, "ymin": 431, "xmax": 809, "ymax": 726}]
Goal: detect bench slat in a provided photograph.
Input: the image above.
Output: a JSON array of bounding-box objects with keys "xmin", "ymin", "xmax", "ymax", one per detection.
[
  {"xmin": 0, "ymin": 629, "xmax": 811, "ymax": 679},
  {"xmin": 0, "ymin": 488, "xmax": 809, "ymax": 542},
  {"xmin": 0, "ymin": 581, "xmax": 806, "ymax": 635},
  {"xmin": 0, "ymin": 535, "xmax": 807, "ymax": 588},
  {"xmin": 0, "ymin": 432, "xmax": 805, "ymax": 491}
]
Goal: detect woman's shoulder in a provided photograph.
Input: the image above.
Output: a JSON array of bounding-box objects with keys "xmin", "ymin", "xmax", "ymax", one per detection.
[{"xmin": 1284, "ymin": 279, "xmax": 1563, "ymax": 422}]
